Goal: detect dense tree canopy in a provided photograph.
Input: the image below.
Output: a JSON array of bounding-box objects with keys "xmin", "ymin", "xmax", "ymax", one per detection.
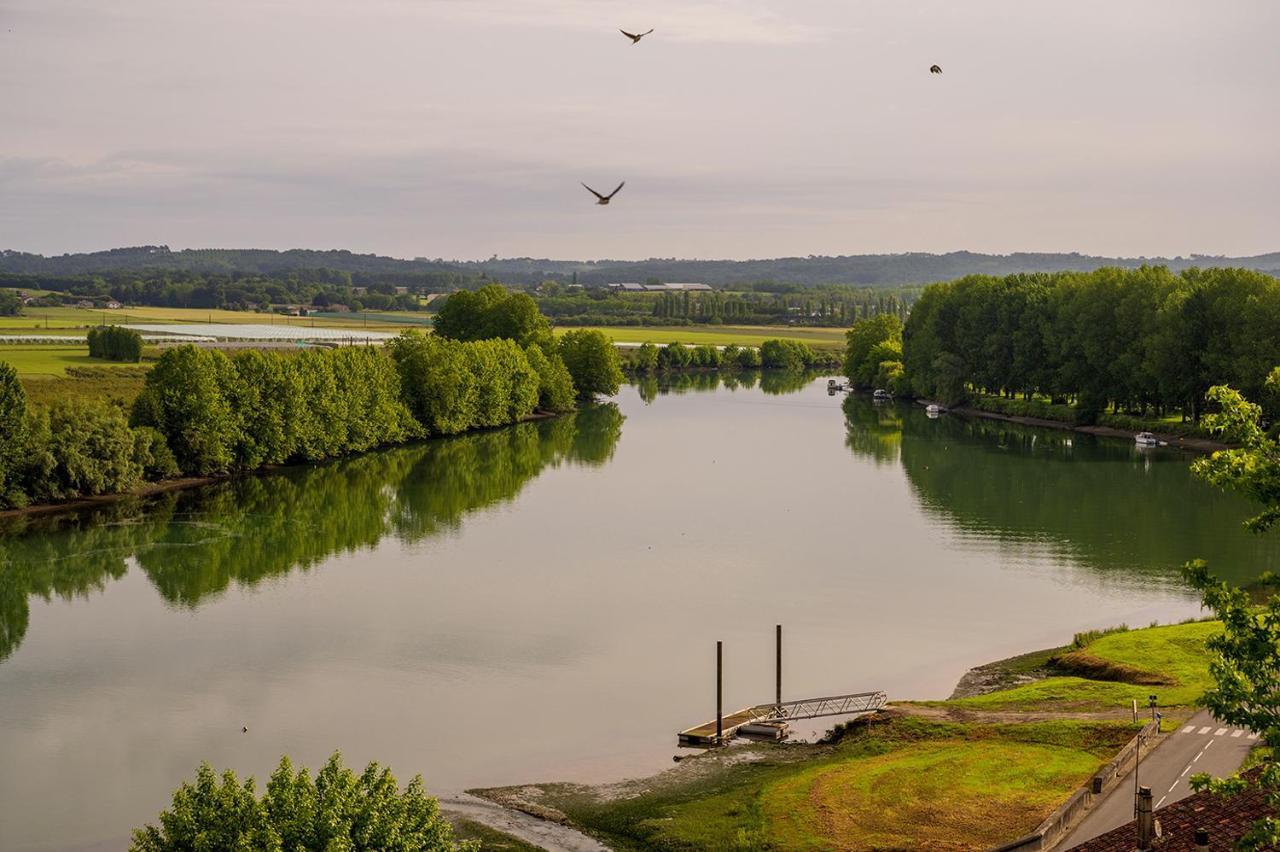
[
  {"xmin": 432, "ymin": 284, "xmax": 552, "ymax": 347},
  {"xmin": 558, "ymin": 330, "xmax": 624, "ymax": 399},
  {"xmin": 0, "ymin": 364, "xmax": 28, "ymax": 506},
  {"xmin": 130, "ymin": 753, "xmax": 470, "ymax": 852},
  {"xmin": 87, "ymin": 325, "xmax": 143, "ymax": 362},
  {"xmin": 844, "ymin": 314, "xmax": 904, "ymax": 390},
  {"xmin": 901, "ymin": 266, "xmax": 1280, "ymax": 420}
]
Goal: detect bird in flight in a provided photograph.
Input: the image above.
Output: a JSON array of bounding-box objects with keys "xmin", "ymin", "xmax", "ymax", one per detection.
[
  {"xmin": 620, "ymin": 28, "xmax": 654, "ymax": 44},
  {"xmin": 929, "ymin": 64, "xmax": 943, "ymax": 74},
  {"xmin": 582, "ymin": 181, "xmax": 626, "ymax": 205}
]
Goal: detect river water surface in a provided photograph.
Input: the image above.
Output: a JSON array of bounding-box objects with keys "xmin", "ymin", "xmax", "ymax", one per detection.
[{"xmin": 2, "ymin": 375, "xmax": 1276, "ymax": 851}]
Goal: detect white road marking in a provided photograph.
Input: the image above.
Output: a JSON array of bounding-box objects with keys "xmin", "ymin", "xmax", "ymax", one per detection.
[
  {"xmin": 1156, "ymin": 795, "xmax": 1167, "ymax": 808},
  {"xmin": 1194, "ymin": 748, "xmax": 1205, "ymax": 763},
  {"xmin": 1215, "ymin": 727, "xmax": 1228, "ymax": 736},
  {"xmin": 1232, "ymin": 729, "xmax": 1244, "ymax": 738},
  {"xmin": 1182, "ymin": 725, "xmax": 1196, "ymax": 733},
  {"xmin": 1181, "ymin": 765, "xmax": 1191, "ymax": 777},
  {"xmin": 1168, "ymin": 781, "xmax": 1179, "ymax": 793},
  {"xmin": 1198, "ymin": 726, "xmax": 1212, "ymax": 734},
  {"xmin": 1205, "ymin": 739, "xmax": 1215, "ymax": 750}
]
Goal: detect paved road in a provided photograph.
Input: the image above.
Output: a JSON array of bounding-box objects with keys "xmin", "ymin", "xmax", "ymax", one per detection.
[{"xmin": 1061, "ymin": 709, "xmax": 1258, "ymax": 848}]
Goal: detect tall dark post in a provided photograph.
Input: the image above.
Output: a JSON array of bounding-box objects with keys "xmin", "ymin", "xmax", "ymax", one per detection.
[
  {"xmin": 775, "ymin": 624, "xmax": 783, "ymax": 707},
  {"xmin": 716, "ymin": 641, "xmax": 724, "ymax": 744}
]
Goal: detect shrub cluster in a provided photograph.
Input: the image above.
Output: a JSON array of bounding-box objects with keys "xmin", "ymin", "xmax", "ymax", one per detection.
[
  {"xmin": 87, "ymin": 325, "xmax": 143, "ymax": 362},
  {"xmin": 1, "ymin": 326, "xmax": 616, "ymax": 508},
  {"xmin": 622, "ymin": 339, "xmax": 840, "ymax": 373}
]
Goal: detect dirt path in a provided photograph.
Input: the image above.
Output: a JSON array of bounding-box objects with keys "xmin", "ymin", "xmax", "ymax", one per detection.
[{"xmin": 441, "ymin": 794, "xmax": 611, "ymax": 852}]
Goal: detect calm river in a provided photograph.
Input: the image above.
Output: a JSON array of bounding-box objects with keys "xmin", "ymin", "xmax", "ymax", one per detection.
[{"xmin": 2, "ymin": 375, "xmax": 1276, "ymax": 851}]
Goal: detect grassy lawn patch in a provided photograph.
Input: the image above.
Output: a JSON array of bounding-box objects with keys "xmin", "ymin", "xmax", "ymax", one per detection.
[
  {"xmin": 0, "ymin": 344, "xmax": 106, "ymax": 377},
  {"xmin": 487, "ymin": 717, "xmax": 1136, "ymax": 851},
  {"xmin": 951, "ymin": 621, "xmax": 1219, "ymax": 712}
]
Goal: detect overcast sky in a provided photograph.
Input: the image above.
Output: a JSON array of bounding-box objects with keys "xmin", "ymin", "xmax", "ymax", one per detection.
[{"xmin": 1, "ymin": 0, "xmax": 1277, "ymax": 260}]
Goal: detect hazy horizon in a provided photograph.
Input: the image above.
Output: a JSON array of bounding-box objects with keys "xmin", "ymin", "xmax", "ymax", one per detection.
[{"xmin": 3, "ymin": 1, "xmax": 1278, "ymax": 260}]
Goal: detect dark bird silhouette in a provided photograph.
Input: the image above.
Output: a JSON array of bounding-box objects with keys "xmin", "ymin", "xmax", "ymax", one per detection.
[
  {"xmin": 242, "ymin": 726, "xmax": 248, "ymax": 733},
  {"xmin": 620, "ymin": 28, "xmax": 654, "ymax": 44},
  {"xmin": 582, "ymin": 181, "xmax": 625, "ymax": 205},
  {"xmin": 929, "ymin": 64, "xmax": 943, "ymax": 74}
]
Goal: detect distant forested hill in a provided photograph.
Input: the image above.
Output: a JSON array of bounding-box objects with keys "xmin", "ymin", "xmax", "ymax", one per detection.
[{"xmin": 3, "ymin": 246, "xmax": 1278, "ymax": 288}]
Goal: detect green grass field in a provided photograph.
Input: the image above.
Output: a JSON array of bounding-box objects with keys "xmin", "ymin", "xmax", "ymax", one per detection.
[
  {"xmin": 0, "ymin": 344, "xmax": 105, "ymax": 377},
  {"xmin": 554, "ymin": 325, "xmax": 847, "ymax": 349},
  {"xmin": 952, "ymin": 621, "xmax": 1218, "ymax": 712},
  {"xmin": 0, "ymin": 305, "xmax": 429, "ymax": 333}
]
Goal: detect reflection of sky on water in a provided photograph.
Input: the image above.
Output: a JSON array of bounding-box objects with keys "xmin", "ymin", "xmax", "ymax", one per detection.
[{"xmin": 2, "ymin": 379, "xmax": 1271, "ymax": 852}]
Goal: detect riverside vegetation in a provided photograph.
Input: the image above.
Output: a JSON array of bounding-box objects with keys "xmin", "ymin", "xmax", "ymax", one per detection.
[
  {"xmin": 0, "ymin": 287, "xmax": 622, "ymax": 510},
  {"xmin": 841, "ymin": 266, "xmax": 1280, "ymax": 433}
]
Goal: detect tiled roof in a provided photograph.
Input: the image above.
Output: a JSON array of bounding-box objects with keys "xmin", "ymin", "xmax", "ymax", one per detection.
[{"xmin": 1069, "ymin": 769, "xmax": 1275, "ymax": 851}]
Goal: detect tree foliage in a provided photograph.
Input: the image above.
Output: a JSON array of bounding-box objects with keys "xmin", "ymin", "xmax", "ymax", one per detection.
[
  {"xmin": 432, "ymin": 284, "xmax": 552, "ymax": 348},
  {"xmin": 130, "ymin": 752, "xmax": 471, "ymax": 852},
  {"xmin": 903, "ymin": 266, "xmax": 1280, "ymax": 422},
  {"xmin": 87, "ymin": 325, "xmax": 143, "ymax": 362},
  {"xmin": 1183, "ymin": 380, "xmax": 1280, "ymax": 849},
  {"xmin": 0, "ymin": 364, "xmax": 29, "ymax": 506},
  {"xmin": 558, "ymin": 330, "xmax": 624, "ymax": 399}
]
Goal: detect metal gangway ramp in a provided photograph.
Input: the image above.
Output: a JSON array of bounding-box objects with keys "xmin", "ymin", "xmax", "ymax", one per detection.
[{"xmin": 678, "ymin": 690, "xmax": 887, "ymax": 746}]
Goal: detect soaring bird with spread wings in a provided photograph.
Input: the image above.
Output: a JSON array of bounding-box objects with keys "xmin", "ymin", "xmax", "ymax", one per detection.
[
  {"xmin": 929, "ymin": 64, "xmax": 943, "ymax": 74},
  {"xmin": 582, "ymin": 181, "xmax": 626, "ymax": 205},
  {"xmin": 621, "ymin": 28, "xmax": 654, "ymax": 44}
]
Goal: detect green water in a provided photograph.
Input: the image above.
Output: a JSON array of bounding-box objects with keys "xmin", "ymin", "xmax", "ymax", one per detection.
[{"xmin": 0, "ymin": 376, "xmax": 1274, "ymax": 851}]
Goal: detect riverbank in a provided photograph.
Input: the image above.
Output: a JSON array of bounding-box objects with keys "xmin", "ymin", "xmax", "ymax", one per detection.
[
  {"xmin": 916, "ymin": 398, "xmax": 1229, "ymax": 453},
  {"xmin": 0, "ymin": 409, "xmax": 566, "ymax": 528},
  {"xmin": 470, "ymin": 619, "xmax": 1220, "ymax": 850}
]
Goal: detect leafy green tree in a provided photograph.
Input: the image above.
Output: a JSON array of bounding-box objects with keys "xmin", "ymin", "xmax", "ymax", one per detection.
[
  {"xmin": 228, "ymin": 350, "xmax": 304, "ymax": 468},
  {"xmin": 634, "ymin": 342, "xmax": 660, "ymax": 372},
  {"xmin": 658, "ymin": 342, "xmax": 692, "ymax": 370},
  {"xmin": 760, "ymin": 339, "xmax": 817, "ymax": 371},
  {"xmin": 133, "ymin": 346, "xmax": 240, "ymax": 475},
  {"xmin": 844, "ymin": 314, "xmax": 903, "ymax": 388},
  {"xmin": 389, "ymin": 332, "xmax": 479, "ymax": 435},
  {"xmin": 22, "ymin": 401, "xmax": 143, "ymax": 501},
  {"xmin": 0, "ymin": 289, "xmax": 21, "ymax": 316},
  {"xmin": 0, "ymin": 363, "xmax": 29, "ymax": 507},
  {"xmin": 132, "ymin": 426, "xmax": 181, "ymax": 480},
  {"xmin": 525, "ymin": 345, "xmax": 576, "ymax": 412},
  {"xmin": 1182, "ymin": 380, "xmax": 1280, "ymax": 849},
  {"xmin": 87, "ymin": 326, "xmax": 143, "ymax": 362},
  {"xmin": 559, "ymin": 330, "xmax": 623, "ymax": 399},
  {"xmin": 431, "ymin": 285, "xmax": 507, "ymax": 341},
  {"xmin": 131, "ymin": 752, "xmax": 470, "ymax": 852}
]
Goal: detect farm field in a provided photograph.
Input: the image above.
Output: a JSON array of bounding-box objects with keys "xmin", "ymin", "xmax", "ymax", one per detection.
[
  {"xmin": 0, "ymin": 344, "xmax": 107, "ymax": 377},
  {"xmin": 555, "ymin": 324, "xmax": 848, "ymax": 348},
  {"xmin": 0, "ymin": 305, "xmax": 429, "ymax": 333}
]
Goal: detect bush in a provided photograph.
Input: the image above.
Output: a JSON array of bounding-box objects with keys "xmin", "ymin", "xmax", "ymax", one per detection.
[
  {"xmin": 131, "ymin": 426, "xmax": 181, "ymax": 480},
  {"xmin": 634, "ymin": 342, "xmax": 660, "ymax": 372},
  {"xmin": 0, "ymin": 363, "xmax": 28, "ymax": 507},
  {"xmin": 87, "ymin": 325, "xmax": 143, "ymax": 362},
  {"xmin": 525, "ymin": 345, "xmax": 576, "ymax": 412},
  {"xmin": 132, "ymin": 346, "xmax": 240, "ymax": 475},
  {"xmin": 22, "ymin": 400, "xmax": 143, "ymax": 501},
  {"xmin": 130, "ymin": 752, "xmax": 470, "ymax": 852},
  {"xmin": 658, "ymin": 342, "xmax": 692, "ymax": 370},
  {"xmin": 558, "ymin": 330, "xmax": 623, "ymax": 399},
  {"xmin": 760, "ymin": 338, "xmax": 818, "ymax": 370}
]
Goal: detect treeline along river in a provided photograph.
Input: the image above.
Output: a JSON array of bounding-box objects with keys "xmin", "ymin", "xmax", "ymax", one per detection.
[{"xmin": 1, "ymin": 377, "xmax": 1277, "ymax": 851}]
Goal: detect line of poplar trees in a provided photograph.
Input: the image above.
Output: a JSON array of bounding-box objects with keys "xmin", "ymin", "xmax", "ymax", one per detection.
[
  {"xmin": 87, "ymin": 325, "xmax": 143, "ymax": 362},
  {"xmin": 900, "ymin": 266, "xmax": 1280, "ymax": 421}
]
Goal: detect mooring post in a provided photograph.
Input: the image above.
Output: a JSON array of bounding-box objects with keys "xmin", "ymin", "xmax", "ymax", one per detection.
[
  {"xmin": 775, "ymin": 624, "xmax": 783, "ymax": 707},
  {"xmin": 716, "ymin": 640, "xmax": 724, "ymax": 745}
]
